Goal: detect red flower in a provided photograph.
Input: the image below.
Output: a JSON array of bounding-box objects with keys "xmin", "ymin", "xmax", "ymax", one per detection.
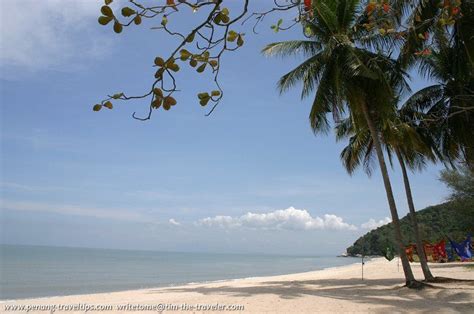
[
  {"xmin": 366, "ymin": 3, "xmax": 376, "ymax": 14},
  {"xmin": 383, "ymin": 3, "xmax": 390, "ymax": 13},
  {"xmin": 414, "ymin": 48, "xmax": 432, "ymax": 57},
  {"xmin": 422, "ymin": 48, "xmax": 432, "ymax": 56}
]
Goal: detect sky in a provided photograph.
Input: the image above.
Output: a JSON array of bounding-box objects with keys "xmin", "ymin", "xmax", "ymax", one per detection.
[{"xmin": 0, "ymin": 0, "xmax": 449, "ymax": 255}]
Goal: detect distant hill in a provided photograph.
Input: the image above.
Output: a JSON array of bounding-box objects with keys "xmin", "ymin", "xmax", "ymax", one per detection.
[{"xmin": 346, "ymin": 200, "xmax": 474, "ymax": 256}]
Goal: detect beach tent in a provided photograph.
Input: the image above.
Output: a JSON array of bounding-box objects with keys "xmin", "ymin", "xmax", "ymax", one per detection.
[
  {"xmin": 423, "ymin": 240, "xmax": 447, "ymax": 262},
  {"xmin": 433, "ymin": 240, "xmax": 447, "ymax": 261},
  {"xmin": 449, "ymin": 234, "xmax": 472, "ymax": 261},
  {"xmin": 445, "ymin": 241, "xmax": 456, "ymax": 262}
]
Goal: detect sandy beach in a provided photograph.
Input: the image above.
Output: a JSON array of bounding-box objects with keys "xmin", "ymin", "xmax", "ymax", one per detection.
[{"xmin": 2, "ymin": 257, "xmax": 473, "ymax": 313}]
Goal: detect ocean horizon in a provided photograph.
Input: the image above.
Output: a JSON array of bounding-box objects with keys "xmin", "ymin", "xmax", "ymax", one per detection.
[{"xmin": 0, "ymin": 244, "xmax": 360, "ymax": 300}]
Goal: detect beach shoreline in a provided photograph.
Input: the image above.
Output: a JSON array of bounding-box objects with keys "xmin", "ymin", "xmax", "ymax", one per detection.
[
  {"xmin": 2, "ymin": 257, "xmax": 473, "ymax": 313},
  {"xmin": 0, "ymin": 245, "xmax": 363, "ymax": 302},
  {"xmin": 0, "ymin": 258, "xmax": 365, "ymax": 302}
]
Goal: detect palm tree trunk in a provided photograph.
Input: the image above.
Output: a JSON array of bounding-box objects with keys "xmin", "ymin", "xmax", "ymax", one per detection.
[
  {"xmin": 395, "ymin": 148, "xmax": 435, "ymax": 282},
  {"xmin": 360, "ymin": 102, "xmax": 418, "ymax": 287}
]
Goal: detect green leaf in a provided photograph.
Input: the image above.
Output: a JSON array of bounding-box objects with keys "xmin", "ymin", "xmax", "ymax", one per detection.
[
  {"xmin": 186, "ymin": 33, "xmax": 195, "ymax": 43},
  {"xmin": 153, "ymin": 88, "xmax": 163, "ymax": 97},
  {"xmin": 161, "ymin": 16, "xmax": 168, "ymax": 26},
  {"xmin": 93, "ymin": 104, "xmax": 102, "ymax": 111},
  {"xmin": 179, "ymin": 49, "xmax": 191, "ymax": 61},
  {"xmin": 221, "ymin": 14, "xmax": 230, "ymax": 24},
  {"xmin": 113, "ymin": 21, "xmax": 123, "ymax": 33},
  {"xmin": 98, "ymin": 16, "xmax": 113, "ymax": 25},
  {"xmin": 165, "ymin": 58, "xmax": 175, "ymax": 68},
  {"xmin": 163, "ymin": 102, "xmax": 171, "ymax": 111},
  {"xmin": 112, "ymin": 93, "xmax": 123, "ymax": 99},
  {"xmin": 211, "ymin": 90, "xmax": 221, "ymax": 97},
  {"xmin": 164, "ymin": 96, "xmax": 177, "ymax": 107},
  {"xmin": 199, "ymin": 98, "xmax": 210, "ymax": 106},
  {"xmin": 169, "ymin": 64, "xmax": 180, "ymax": 72},
  {"xmin": 198, "ymin": 92, "xmax": 209, "ymax": 100},
  {"xmin": 237, "ymin": 35, "xmax": 244, "ymax": 47},
  {"xmin": 152, "ymin": 98, "xmax": 162, "ymax": 109},
  {"xmin": 221, "ymin": 8, "xmax": 229, "ymax": 16},
  {"xmin": 104, "ymin": 0, "xmax": 113, "ymax": 5},
  {"xmin": 277, "ymin": 18, "xmax": 283, "ymax": 26},
  {"xmin": 196, "ymin": 63, "xmax": 206, "ymax": 73},
  {"xmin": 154, "ymin": 57, "xmax": 165, "ymax": 67},
  {"xmin": 227, "ymin": 30, "xmax": 238, "ymax": 42},
  {"xmin": 101, "ymin": 5, "xmax": 113, "ymax": 17},
  {"xmin": 104, "ymin": 101, "xmax": 113, "ymax": 109},
  {"xmin": 134, "ymin": 15, "xmax": 142, "ymax": 25},
  {"xmin": 121, "ymin": 7, "xmax": 135, "ymax": 17}
]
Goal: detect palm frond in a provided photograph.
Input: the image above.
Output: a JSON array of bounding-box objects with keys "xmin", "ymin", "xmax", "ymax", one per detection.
[
  {"xmin": 277, "ymin": 52, "xmax": 326, "ymax": 96},
  {"xmin": 401, "ymin": 85, "xmax": 445, "ymax": 114},
  {"xmin": 262, "ymin": 40, "xmax": 321, "ymax": 58}
]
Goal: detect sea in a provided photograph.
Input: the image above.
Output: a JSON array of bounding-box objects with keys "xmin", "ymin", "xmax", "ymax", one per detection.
[{"xmin": 0, "ymin": 244, "xmax": 359, "ymax": 300}]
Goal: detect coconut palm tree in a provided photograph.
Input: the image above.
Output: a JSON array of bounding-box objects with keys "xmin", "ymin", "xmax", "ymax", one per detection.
[
  {"xmin": 401, "ymin": 45, "xmax": 474, "ymax": 166},
  {"xmin": 398, "ymin": 0, "xmax": 474, "ymax": 165},
  {"xmin": 262, "ymin": 0, "xmax": 422, "ymax": 287},
  {"xmin": 335, "ymin": 111, "xmax": 437, "ymax": 282}
]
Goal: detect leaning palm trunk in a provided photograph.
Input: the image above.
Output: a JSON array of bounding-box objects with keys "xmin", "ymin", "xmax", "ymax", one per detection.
[
  {"xmin": 360, "ymin": 103, "xmax": 418, "ymax": 286},
  {"xmin": 395, "ymin": 149, "xmax": 435, "ymax": 282}
]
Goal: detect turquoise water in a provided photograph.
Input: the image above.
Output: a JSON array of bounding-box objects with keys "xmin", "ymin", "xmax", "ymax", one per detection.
[{"xmin": 0, "ymin": 244, "xmax": 359, "ymax": 300}]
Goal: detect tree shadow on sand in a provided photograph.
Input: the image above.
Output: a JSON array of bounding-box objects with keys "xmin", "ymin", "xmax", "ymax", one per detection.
[
  {"xmin": 428, "ymin": 263, "xmax": 474, "ymax": 269},
  {"xmin": 147, "ymin": 277, "xmax": 474, "ymax": 313}
]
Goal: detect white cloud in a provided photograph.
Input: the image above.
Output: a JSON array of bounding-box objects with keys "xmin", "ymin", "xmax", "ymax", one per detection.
[
  {"xmin": 360, "ymin": 217, "xmax": 391, "ymax": 230},
  {"xmin": 198, "ymin": 215, "xmax": 242, "ymax": 228},
  {"xmin": 197, "ymin": 207, "xmax": 357, "ymax": 231},
  {"xmin": 0, "ymin": 199, "xmax": 150, "ymax": 223},
  {"xmin": 0, "ymin": 0, "xmax": 111, "ymax": 75},
  {"xmin": 169, "ymin": 218, "xmax": 181, "ymax": 226}
]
